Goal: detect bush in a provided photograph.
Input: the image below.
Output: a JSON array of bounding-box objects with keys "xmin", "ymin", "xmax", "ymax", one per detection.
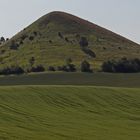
[
  {"xmin": 29, "ymin": 36, "xmax": 34, "ymax": 41},
  {"xmin": 0, "ymin": 66, "xmax": 24, "ymax": 75},
  {"xmin": 21, "ymin": 34, "xmax": 28, "ymax": 41},
  {"xmin": 57, "ymin": 64, "xmax": 76, "ymax": 72},
  {"xmin": 57, "ymin": 65, "xmax": 68, "ymax": 72},
  {"xmin": 33, "ymin": 31, "xmax": 37, "ymax": 36},
  {"xmin": 0, "ymin": 37, "xmax": 5, "ymax": 42},
  {"xmin": 79, "ymin": 37, "xmax": 88, "ymax": 47},
  {"xmin": 65, "ymin": 37, "xmax": 69, "ymax": 42},
  {"xmin": 81, "ymin": 60, "xmax": 92, "ymax": 72},
  {"xmin": 49, "ymin": 40, "xmax": 52, "ymax": 43},
  {"xmin": 19, "ymin": 40, "xmax": 23, "ymax": 45},
  {"xmin": 58, "ymin": 32, "xmax": 63, "ymax": 38},
  {"xmin": 28, "ymin": 65, "xmax": 45, "ymax": 73},
  {"xmin": 102, "ymin": 58, "xmax": 140, "ymax": 73},
  {"xmin": 48, "ymin": 66, "xmax": 56, "ymax": 71},
  {"xmin": 9, "ymin": 41, "xmax": 19, "ymax": 50},
  {"xmin": 6, "ymin": 38, "xmax": 9, "ymax": 41},
  {"xmin": 102, "ymin": 60, "xmax": 115, "ymax": 72},
  {"xmin": 57, "ymin": 58, "xmax": 76, "ymax": 72},
  {"xmin": 29, "ymin": 57, "xmax": 35, "ymax": 67}
]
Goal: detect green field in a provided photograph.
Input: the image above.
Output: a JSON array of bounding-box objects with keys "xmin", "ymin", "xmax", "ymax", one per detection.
[{"xmin": 0, "ymin": 85, "xmax": 140, "ymax": 140}]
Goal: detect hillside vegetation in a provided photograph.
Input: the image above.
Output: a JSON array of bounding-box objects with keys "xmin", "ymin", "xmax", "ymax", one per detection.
[
  {"xmin": 0, "ymin": 86, "xmax": 140, "ymax": 140},
  {"xmin": 0, "ymin": 11, "xmax": 140, "ymax": 71}
]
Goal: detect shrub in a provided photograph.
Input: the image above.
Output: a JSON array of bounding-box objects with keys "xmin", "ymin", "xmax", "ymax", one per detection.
[
  {"xmin": 57, "ymin": 64, "xmax": 76, "ymax": 72},
  {"xmin": 1, "ymin": 50, "xmax": 5, "ymax": 54},
  {"xmin": 58, "ymin": 32, "xmax": 63, "ymax": 38},
  {"xmin": 118, "ymin": 47, "xmax": 122, "ymax": 50},
  {"xmin": 57, "ymin": 66, "xmax": 64, "ymax": 71},
  {"xmin": 0, "ymin": 66, "xmax": 24, "ymax": 75},
  {"xmin": 66, "ymin": 58, "xmax": 72, "ymax": 65},
  {"xmin": 81, "ymin": 60, "xmax": 92, "ymax": 72},
  {"xmin": 57, "ymin": 58, "xmax": 76, "ymax": 72},
  {"xmin": 6, "ymin": 38, "xmax": 9, "ymax": 41},
  {"xmin": 75, "ymin": 34, "xmax": 80, "ymax": 40},
  {"xmin": 21, "ymin": 34, "xmax": 28, "ymax": 41},
  {"xmin": 79, "ymin": 37, "xmax": 88, "ymax": 47},
  {"xmin": 33, "ymin": 31, "xmax": 37, "ymax": 36},
  {"xmin": 9, "ymin": 41, "xmax": 19, "ymax": 50},
  {"xmin": 49, "ymin": 40, "xmax": 52, "ymax": 43},
  {"xmin": 57, "ymin": 65, "xmax": 68, "ymax": 72},
  {"xmin": 29, "ymin": 36, "xmax": 34, "ymax": 41},
  {"xmin": 67, "ymin": 64, "xmax": 76, "ymax": 72},
  {"xmin": 0, "ymin": 37, "xmax": 5, "ymax": 42},
  {"xmin": 29, "ymin": 57, "xmax": 35, "ymax": 67},
  {"xmin": 102, "ymin": 60, "xmax": 115, "ymax": 72},
  {"xmin": 48, "ymin": 66, "xmax": 56, "ymax": 71},
  {"xmin": 28, "ymin": 65, "xmax": 45, "ymax": 73},
  {"xmin": 65, "ymin": 37, "xmax": 69, "ymax": 42},
  {"xmin": 102, "ymin": 58, "xmax": 140, "ymax": 73},
  {"xmin": 19, "ymin": 40, "xmax": 23, "ymax": 45}
]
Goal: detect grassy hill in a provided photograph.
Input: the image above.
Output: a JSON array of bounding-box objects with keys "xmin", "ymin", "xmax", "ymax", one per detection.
[
  {"xmin": 0, "ymin": 86, "xmax": 140, "ymax": 140},
  {"xmin": 0, "ymin": 11, "xmax": 140, "ymax": 71}
]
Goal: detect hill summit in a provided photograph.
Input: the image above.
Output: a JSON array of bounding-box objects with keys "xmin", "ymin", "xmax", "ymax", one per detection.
[{"xmin": 1, "ymin": 11, "xmax": 140, "ymax": 71}]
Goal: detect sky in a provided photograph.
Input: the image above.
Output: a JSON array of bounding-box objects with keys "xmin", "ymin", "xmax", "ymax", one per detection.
[{"xmin": 0, "ymin": 0, "xmax": 140, "ymax": 44}]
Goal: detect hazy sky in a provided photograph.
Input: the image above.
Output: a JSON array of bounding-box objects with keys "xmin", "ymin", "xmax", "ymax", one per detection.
[{"xmin": 0, "ymin": 0, "xmax": 140, "ymax": 43}]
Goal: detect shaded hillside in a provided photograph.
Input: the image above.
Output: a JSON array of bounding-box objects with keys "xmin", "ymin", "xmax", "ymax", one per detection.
[{"xmin": 1, "ymin": 11, "xmax": 140, "ymax": 70}]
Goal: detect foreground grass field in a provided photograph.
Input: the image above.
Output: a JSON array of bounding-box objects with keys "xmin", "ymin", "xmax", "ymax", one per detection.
[{"xmin": 0, "ymin": 86, "xmax": 140, "ymax": 140}]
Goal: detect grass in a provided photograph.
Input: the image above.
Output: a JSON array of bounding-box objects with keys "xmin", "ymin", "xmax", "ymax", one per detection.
[
  {"xmin": 0, "ymin": 11, "xmax": 140, "ymax": 140},
  {"xmin": 0, "ymin": 72, "xmax": 140, "ymax": 87},
  {"xmin": 0, "ymin": 85, "xmax": 140, "ymax": 139}
]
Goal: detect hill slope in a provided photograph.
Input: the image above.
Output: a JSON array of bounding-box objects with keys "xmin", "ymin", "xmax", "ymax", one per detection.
[
  {"xmin": 1, "ymin": 11, "xmax": 140, "ymax": 70},
  {"xmin": 0, "ymin": 86, "xmax": 140, "ymax": 140}
]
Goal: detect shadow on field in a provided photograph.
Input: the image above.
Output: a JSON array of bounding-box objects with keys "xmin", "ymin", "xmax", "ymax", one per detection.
[{"xmin": 0, "ymin": 72, "xmax": 140, "ymax": 87}]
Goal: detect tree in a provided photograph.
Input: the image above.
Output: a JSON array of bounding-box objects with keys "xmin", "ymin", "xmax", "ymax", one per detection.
[
  {"xmin": 0, "ymin": 37, "xmax": 5, "ymax": 42},
  {"xmin": 81, "ymin": 60, "xmax": 92, "ymax": 72},
  {"xmin": 28, "ymin": 65, "xmax": 45, "ymax": 73},
  {"xmin": 0, "ymin": 66, "xmax": 24, "ymax": 75},
  {"xmin": 102, "ymin": 58, "xmax": 140, "ymax": 73},
  {"xmin": 102, "ymin": 60, "xmax": 115, "ymax": 72},
  {"xmin": 29, "ymin": 36, "xmax": 34, "ymax": 41},
  {"xmin": 48, "ymin": 66, "xmax": 56, "ymax": 71},
  {"xmin": 9, "ymin": 41, "xmax": 19, "ymax": 50},
  {"xmin": 33, "ymin": 31, "xmax": 38, "ymax": 36},
  {"xmin": 66, "ymin": 58, "xmax": 72, "ymax": 65},
  {"xmin": 57, "ymin": 58, "xmax": 76, "ymax": 72},
  {"xmin": 67, "ymin": 64, "xmax": 76, "ymax": 72},
  {"xmin": 29, "ymin": 57, "xmax": 35, "ymax": 67},
  {"xmin": 65, "ymin": 58, "xmax": 76, "ymax": 72},
  {"xmin": 58, "ymin": 32, "xmax": 63, "ymax": 38},
  {"xmin": 79, "ymin": 37, "xmax": 88, "ymax": 47}
]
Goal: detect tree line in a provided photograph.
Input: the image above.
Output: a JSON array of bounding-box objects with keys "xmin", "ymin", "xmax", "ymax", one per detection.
[
  {"xmin": 102, "ymin": 58, "xmax": 140, "ymax": 73},
  {"xmin": 0, "ymin": 57, "xmax": 93, "ymax": 75}
]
